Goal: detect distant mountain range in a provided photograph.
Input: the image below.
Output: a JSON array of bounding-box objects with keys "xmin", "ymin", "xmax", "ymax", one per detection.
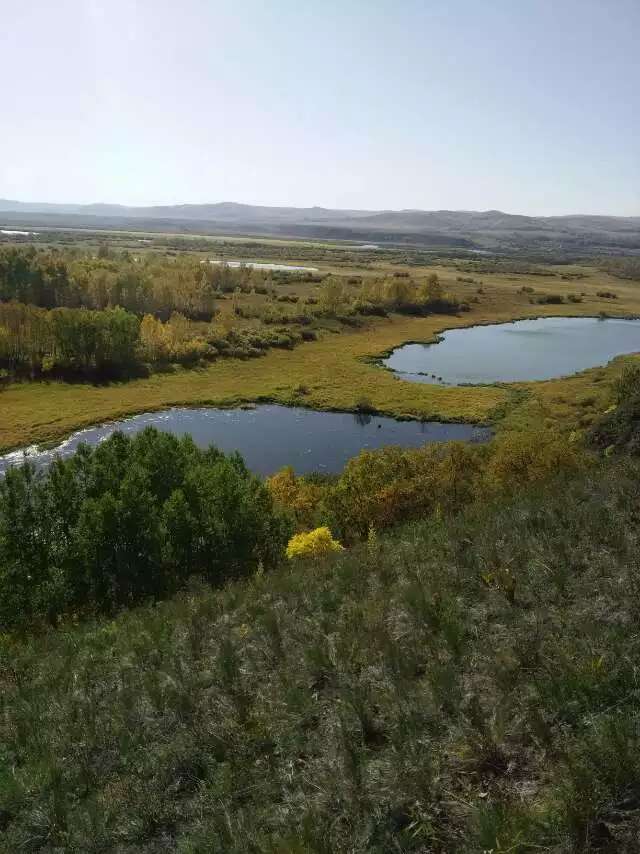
[{"xmin": 1, "ymin": 199, "xmax": 639, "ymax": 256}]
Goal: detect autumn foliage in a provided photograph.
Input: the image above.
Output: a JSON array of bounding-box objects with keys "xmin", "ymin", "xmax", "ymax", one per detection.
[{"xmin": 268, "ymin": 429, "xmax": 584, "ymax": 540}]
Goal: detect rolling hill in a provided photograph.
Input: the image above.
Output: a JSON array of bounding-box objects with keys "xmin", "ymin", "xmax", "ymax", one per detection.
[{"xmin": 1, "ymin": 199, "xmax": 639, "ymax": 255}]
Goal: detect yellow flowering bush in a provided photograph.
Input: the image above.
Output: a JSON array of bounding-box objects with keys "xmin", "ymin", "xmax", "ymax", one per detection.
[{"xmin": 286, "ymin": 527, "xmax": 344, "ymax": 560}]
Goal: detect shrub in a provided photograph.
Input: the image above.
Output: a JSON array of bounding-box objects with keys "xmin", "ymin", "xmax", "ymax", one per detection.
[
  {"xmin": 588, "ymin": 363, "xmax": 640, "ymax": 454},
  {"xmin": 535, "ymin": 293, "xmax": 565, "ymax": 304},
  {"xmin": 327, "ymin": 443, "xmax": 484, "ymax": 539},
  {"xmin": 614, "ymin": 363, "xmax": 640, "ymax": 403},
  {"xmin": 596, "ymin": 290, "xmax": 618, "ymax": 299},
  {"xmin": 338, "ymin": 314, "xmax": 362, "ymax": 327},
  {"xmin": 355, "ymin": 396, "xmax": 375, "ymax": 413},
  {"xmin": 285, "ymin": 526, "xmax": 344, "ymax": 559},
  {"xmin": 483, "ymin": 429, "xmax": 584, "ymax": 493},
  {"xmin": 353, "ymin": 299, "xmax": 388, "ymax": 317}
]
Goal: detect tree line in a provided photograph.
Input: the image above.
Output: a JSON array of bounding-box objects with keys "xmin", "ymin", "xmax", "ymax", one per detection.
[
  {"xmin": 597, "ymin": 256, "xmax": 640, "ymax": 281},
  {"xmin": 0, "ymin": 247, "xmax": 465, "ymax": 381},
  {"xmin": 0, "ymin": 301, "xmax": 140, "ymax": 377},
  {"xmin": 0, "ymin": 300, "xmax": 314, "ymax": 380},
  {"xmin": 0, "ymin": 246, "xmax": 260, "ymax": 319},
  {"xmin": 323, "ymin": 271, "xmax": 464, "ymax": 316}
]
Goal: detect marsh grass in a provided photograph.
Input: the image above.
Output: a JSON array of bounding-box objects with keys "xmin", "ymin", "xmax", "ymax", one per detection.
[{"xmin": 2, "ymin": 460, "xmax": 640, "ymax": 851}]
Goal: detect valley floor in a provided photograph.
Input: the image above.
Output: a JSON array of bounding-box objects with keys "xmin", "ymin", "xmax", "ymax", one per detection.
[{"xmin": 2, "ymin": 291, "xmax": 640, "ymax": 453}]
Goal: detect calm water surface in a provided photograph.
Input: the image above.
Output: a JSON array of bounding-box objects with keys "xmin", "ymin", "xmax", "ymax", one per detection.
[
  {"xmin": 0, "ymin": 405, "xmax": 491, "ymax": 477},
  {"xmin": 207, "ymin": 260, "xmax": 318, "ymax": 272},
  {"xmin": 384, "ymin": 317, "xmax": 640, "ymax": 385}
]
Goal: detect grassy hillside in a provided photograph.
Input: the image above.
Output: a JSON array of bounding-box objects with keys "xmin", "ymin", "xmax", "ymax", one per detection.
[{"xmin": 2, "ymin": 459, "xmax": 640, "ymax": 852}]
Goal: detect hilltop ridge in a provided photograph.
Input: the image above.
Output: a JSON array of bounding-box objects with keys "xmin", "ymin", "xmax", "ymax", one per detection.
[{"xmin": 1, "ymin": 199, "xmax": 639, "ymax": 255}]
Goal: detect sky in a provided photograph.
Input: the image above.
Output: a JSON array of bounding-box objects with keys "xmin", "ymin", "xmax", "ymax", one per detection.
[{"xmin": 1, "ymin": 0, "xmax": 638, "ymax": 215}]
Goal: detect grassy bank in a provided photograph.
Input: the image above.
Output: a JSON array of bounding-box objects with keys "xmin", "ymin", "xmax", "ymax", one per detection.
[{"xmin": 2, "ymin": 459, "xmax": 640, "ymax": 851}]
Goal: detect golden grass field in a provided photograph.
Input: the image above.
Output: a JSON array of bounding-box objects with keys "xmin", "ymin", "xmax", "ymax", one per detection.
[{"xmin": 1, "ymin": 259, "xmax": 639, "ymax": 453}]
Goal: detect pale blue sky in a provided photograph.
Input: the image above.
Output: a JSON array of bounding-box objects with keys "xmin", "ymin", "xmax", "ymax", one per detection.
[{"xmin": 2, "ymin": 0, "xmax": 638, "ymax": 215}]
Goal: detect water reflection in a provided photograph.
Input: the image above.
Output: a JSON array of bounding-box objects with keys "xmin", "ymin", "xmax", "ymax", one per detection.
[{"xmin": 354, "ymin": 411, "xmax": 372, "ymax": 426}]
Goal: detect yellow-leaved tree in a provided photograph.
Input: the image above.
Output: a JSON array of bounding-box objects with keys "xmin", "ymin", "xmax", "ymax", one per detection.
[{"xmin": 266, "ymin": 466, "xmax": 324, "ymax": 529}]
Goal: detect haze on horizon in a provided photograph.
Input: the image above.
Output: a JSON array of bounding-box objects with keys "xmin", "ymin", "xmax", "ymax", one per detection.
[{"xmin": 2, "ymin": 0, "xmax": 638, "ymax": 217}]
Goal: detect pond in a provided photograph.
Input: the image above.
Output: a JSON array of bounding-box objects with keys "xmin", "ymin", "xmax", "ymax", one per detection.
[
  {"xmin": 207, "ymin": 260, "xmax": 318, "ymax": 272},
  {"xmin": 384, "ymin": 316, "xmax": 640, "ymax": 385},
  {"xmin": 0, "ymin": 405, "xmax": 491, "ymax": 478}
]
